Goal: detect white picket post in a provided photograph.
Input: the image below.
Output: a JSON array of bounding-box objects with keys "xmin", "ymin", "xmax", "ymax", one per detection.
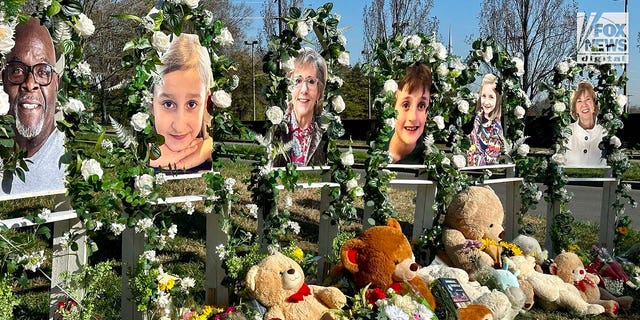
[
  {"xmin": 121, "ymin": 223, "xmax": 146, "ymax": 320},
  {"xmin": 206, "ymin": 203, "xmax": 229, "ymax": 305},
  {"xmin": 317, "ymin": 171, "xmax": 338, "ymax": 281}
]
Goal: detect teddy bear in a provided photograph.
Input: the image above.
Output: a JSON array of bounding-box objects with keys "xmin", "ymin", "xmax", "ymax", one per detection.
[
  {"xmin": 438, "ymin": 186, "xmax": 506, "ymax": 276},
  {"xmin": 511, "ymin": 234, "xmax": 548, "ymax": 273},
  {"xmin": 340, "ymin": 217, "xmax": 437, "ymax": 310},
  {"xmin": 246, "ymin": 252, "xmax": 347, "ymax": 320},
  {"xmin": 509, "ymin": 255, "xmax": 605, "ymax": 316},
  {"xmin": 551, "ymin": 251, "xmax": 631, "ymax": 317}
]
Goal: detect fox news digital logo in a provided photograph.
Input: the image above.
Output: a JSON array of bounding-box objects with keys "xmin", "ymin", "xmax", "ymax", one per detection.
[{"xmin": 577, "ymin": 12, "xmax": 628, "ymax": 64}]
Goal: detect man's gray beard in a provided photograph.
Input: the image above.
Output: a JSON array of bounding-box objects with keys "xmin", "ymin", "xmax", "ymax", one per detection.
[{"xmin": 15, "ymin": 109, "xmax": 45, "ymax": 139}]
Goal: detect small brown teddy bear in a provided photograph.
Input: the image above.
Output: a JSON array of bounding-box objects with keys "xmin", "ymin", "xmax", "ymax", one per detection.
[
  {"xmin": 340, "ymin": 218, "xmax": 437, "ymax": 310},
  {"xmin": 439, "ymin": 186, "xmax": 506, "ymax": 275},
  {"xmin": 246, "ymin": 252, "xmax": 346, "ymax": 320},
  {"xmin": 551, "ymin": 251, "xmax": 626, "ymax": 317}
]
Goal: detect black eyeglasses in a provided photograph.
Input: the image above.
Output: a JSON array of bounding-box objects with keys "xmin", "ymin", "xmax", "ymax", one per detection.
[{"xmin": 5, "ymin": 61, "xmax": 57, "ymax": 86}]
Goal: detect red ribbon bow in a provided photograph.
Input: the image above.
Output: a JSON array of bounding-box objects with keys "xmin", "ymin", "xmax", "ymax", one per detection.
[
  {"xmin": 287, "ymin": 283, "xmax": 311, "ymax": 302},
  {"xmin": 574, "ymin": 276, "xmax": 596, "ymax": 292}
]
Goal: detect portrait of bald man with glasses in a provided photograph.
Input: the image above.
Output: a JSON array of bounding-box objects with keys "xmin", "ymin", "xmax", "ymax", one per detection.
[{"xmin": 1, "ymin": 17, "xmax": 65, "ymax": 194}]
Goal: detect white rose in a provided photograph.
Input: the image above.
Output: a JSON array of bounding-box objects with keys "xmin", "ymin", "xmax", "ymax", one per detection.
[
  {"xmin": 72, "ymin": 61, "xmax": 92, "ymax": 78},
  {"xmin": 81, "ymin": 159, "xmax": 103, "ymax": 181},
  {"xmin": 482, "ymin": 46, "xmax": 493, "ymax": 63},
  {"xmin": 383, "ymin": 80, "xmax": 398, "ymax": 93},
  {"xmin": 181, "ymin": 0, "xmax": 199, "ymax": 9},
  {"xmin": 433, "ymin": 115, "xmax": 445, "ymax": 130},
  {"xmin": 135, "ymin": 174, "xmax": 154, "ymax": 196},
  {"xmin": 0, "ymin": 88, "xmax": 9, "ymax": 115},
  {"xmin": 556, "ymin": 61, "xmax": 569, "ymax": 75},
  {"xmin": 512, "ymin": 57, "xmax": 524, "ymax": 76},
  {"xmin": 514, "ymin": 105, "xmax": 526, "ymax": 119},
  {"xmin": 616, "ymin": 94, "xmax": 628, "ymax": 108},
  {"xmin": 281, "ymin": 57, "xmax": 295, "ymax": 73},
  {"xmin": 328, "ymin": 75, "xmax": 344, "ymax": 87},
  {"xmin": 340, "ymin": 149, "xmax": 354, "ymax": 166},
  {"xmin": 610, "ymin": 136, "xmax": 622, "ymax": 148},
  {"xmin": 552, "ymin": 102, "xmax": 566, "ymax": 113},
  {"xmin": 442, "ymin": 82, "xmax": 451, "ymax": 92},
  {"xmin": 551, "ymin": 153, "xmax": 566, "ymax": 165},
  {"xmin": 214, "ymin": 27, "xmax": 234, "ymax": 46},
  {"xmin": 151, "ymin": 31, "xmax": 170, "ymax": 53},
  {"xmin": 0, "ymin": 22, "xmax": 15, "ymax": 54},
  {"xmin": 265, "ymin": 106, "xmax": 284, "ymax": 125},
  {"xmin": 604, "ymin": 113, "xmax": 614, "ymax": 121},
  {"xmin": 63, "ymin": 98, "xmax": 85, "ymax": 114},
  {"xmin": 517, "ymin": 144, "xmax": 530, "ymax": 156},
  {"xmin": 337, "ymin": 34, "xmax": 347, "ymax": 46},
  {"xmin": 452, "ymin": 155, "xmax": 466, "ymax": 168},
  {"xmin": 130, "ymin": 112, "xmax": 149, "ymax": 131},
  {"xmin": 211, "ymin": 90, "xmax": 232, "ymax": 108},
  {"xmin": 436, "ymin": 64, "xmax": 448, "ymax": 77},
  {"xmin": 346, "ymin": 177, "xmax": 358, "ymax": 191},
  {"xmin": 332, "ymin": 95, "xmax": 345, "ymax": 113},
  {"xmin": 441, "ymin": 157, "xmax": 451, "ymax": 166},
  {"xmin": 384, "ymin": 117, "xmax": 395, "ymax": 130},
  {"xmin": 407, "ymin": 35, "xmax": 421, "ymax": 49},
  {"xmin": 74, "ymin": 13, "xmax": 95, "ymax": 37},
  {"xmin": 337, "ymin": 51, "xmax": 350, "ymax": 66},
  {"xmin": 457, "ymin": 100, "xmax": 469, "ymax": 114},
  {"xmin": 295, "ymin": 21, "xmax": 310, "ymax": 38},
  {"xmin": 433, "ymin": 42, "xmax": 447, "ymax": 60}
]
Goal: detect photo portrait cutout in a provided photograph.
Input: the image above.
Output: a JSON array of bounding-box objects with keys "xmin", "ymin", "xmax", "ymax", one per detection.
[{"xmin": 466, "ymin": 73, "xmax": 504, "ymax": 167}]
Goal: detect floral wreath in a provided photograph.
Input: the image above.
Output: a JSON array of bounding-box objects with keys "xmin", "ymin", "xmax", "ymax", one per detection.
[{"xmin": 543, "ymin": 57, "xmax": 636, "ymax": 252}]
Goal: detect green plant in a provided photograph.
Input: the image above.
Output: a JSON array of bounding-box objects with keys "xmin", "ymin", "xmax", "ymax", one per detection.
[{"xmin": 0, "ymin": 276, "xmax": 20, "ymax": 319}]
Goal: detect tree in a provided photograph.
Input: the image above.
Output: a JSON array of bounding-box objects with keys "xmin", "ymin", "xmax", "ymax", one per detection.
[
  {"xmin": 261, "ymin": 0, "xmax": 303, "ymax": 40},
  {"xmin": 362, "ymin": 0, "xmax": 439, "ymax": 53},
  {"xmin": 479, "ymin": 0, "xmax": 577, "ymax": 100}
]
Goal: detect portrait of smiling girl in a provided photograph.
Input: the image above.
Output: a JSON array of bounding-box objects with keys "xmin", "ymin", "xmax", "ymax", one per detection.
[
  {"xmin": 149, "ymin": 33, "xmax": 213, "ymax": 172},
  {"xmin": 466, "ymin": 73, "xmax": 504, "ymax": 166}
]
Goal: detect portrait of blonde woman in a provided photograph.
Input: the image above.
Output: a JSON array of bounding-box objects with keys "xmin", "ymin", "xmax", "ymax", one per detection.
[
  {"xmin": 563, "ymin": 81, "xmax": 607, "ymax": 166},
  {"xmin": 274, "ymin": 47, "xmax": 328, "ymax": 167},
  {"xmin": 149, "ymin": 33, "xmax": 213, "ymax": 172},
  {"xmin": 466, "ymin": 74, "xmax": 505, "ymax": 166}
]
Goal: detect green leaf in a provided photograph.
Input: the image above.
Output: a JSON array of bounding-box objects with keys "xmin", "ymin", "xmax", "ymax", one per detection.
[
  {"xmin": 47, "ymin": 1, "xmax": 61, "ymax": 16},
  {"xmin": 114, "ymin": 14, "xmax": 142, "ymax": 23},
  {"xmin": 289, "ymin": 7, "xmax": 301, "ymax": 19},
  {"xmin": 60, "ymin": 0, "xmax": 83, "ymax": 16}
]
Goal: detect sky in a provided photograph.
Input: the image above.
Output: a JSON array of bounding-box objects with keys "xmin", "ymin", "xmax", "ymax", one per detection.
[{"xmin": 238, "ymin": 0, "xmax": 638, "ymax": 109}]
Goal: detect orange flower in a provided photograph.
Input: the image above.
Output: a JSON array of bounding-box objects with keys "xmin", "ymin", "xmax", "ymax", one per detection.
[{"xmin": 617, "ymin": 226, "xmax": 629, "ymax": 236}]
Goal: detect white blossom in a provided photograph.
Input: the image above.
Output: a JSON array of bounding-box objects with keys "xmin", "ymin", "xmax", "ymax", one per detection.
[
  {"xmin": 514, "ymin": 105, "xmax": 526, "ymax": 119},
  {"xmin": 295, "ymin": 21, "xmax": 310, "ymax": 38},
  {"xmin": 0, "ymin": 22, "xmax": 15, "ymax": 54},
  {"xmin": 328, "ymin": 75, "xmax": 344, "ymax": 87},
  {"xmin": 616, "ymin": 94, "xmax": 628, "ymax": 109},
  {"xmin": 433, "ymin": 42, "xmax": 447, "ymax": 60},
  {"xmin": 155, "ymin": 173, "xmax": 166, "ymax": 185},
  {"xmin": 551, "ymin": 153, "xmax": 566, "ymax": 165},
  {"xmin": 556, "ymin": 61, "xmax": 569, "ymax": 75},
  {"xmin": 517, "ymin": 144, "xmax": 530, "ymax": 156},
  {"xmin": 285, "ymin": 196, "xmax": 293, "ymax": 208},
  {"xmin": 183, "ymin": 201, "xmax": 195, "ymax": 215},
  {"xmin": 230, "ymin": 74, "xmax": 239, "ymax": 90},
  {"xmin": 442, "ymin": 82, "xmax": 451, "ymax": 92},
  {"xmin": 266, "ymin": 106, "xmax": 284, "ymax": 125},
  {"xmin": 441, "ymin": 157, "xmax": 451, "ymax": 166},
  {"xmin": 512, "ymin": 57, "xmax": 525, "ymax": 76},
  {"xmin": 246, "ymin": 204, "xmax": 258, "ymax": 219},
  {"xmin": 482, "ymin": 46, "xmax": 493, "ymax": 63},
  {"xmin": 286, "ymin": 221, "xmax": 301, "ymax": 235},
  {"xmin": 0, "ymin": 88, "xmax": 10, "ymax": 115},
  {"xmin": 604, "ymin": 113, "xmax": 614, "ymax": 121},
  {"xmin": 38, "ymin": 0, "xmax": 52, "ymax": 9},
  {"xmin": 81, "ymin": 159, "xmax": 103, "ymax": 181},
  {"xmin": 337, "ymin": 51, "xmax": 350, "ymax": 66},
  {"xmin": 38, "ymin": 208, "xmax": 51, "ymax": 220},
  {"xmin": 224, "ymin": 177, "xmax": 236, "ymax": 191},
  {"xmin": 383, "ymin": 80, "xmax": 398, "ymax": 93},
  {"xmin": 214, "ymin": 27, "xmax": 234, "ymax": 46},
  {"xmin": 63, "ymin": 98, "xmax": 85, "ymax": 114},
  {"xmin": 406, "ymin": 35, "xmax": 421, "ymax": 49},
  {"xmin": 337, "ymin": 34, "xmax": 347, "ymax": 46},
  {"xmin": 181, "ymin": 0, "xmax": 199, "ymax": 9},
  {"xmin": 215, "ymin": 244, "xmax": 228, "ymax": 259},
  {"xmin": 457, "ymin": 99, "xmax": 469, "ymax": 114},
  {"xmin": 202, "ymin": 10, "xmax": 214, "ymax": 25},
  {"xmin": 346, "ymin": 177, "xmax": 358, "ymax": 191},
  {"xmin": 384, "ymin": 117, "xmax": 395, "ymax": 130},
  {"xmin": 167, "ymin": 224, "xmax": 178, "ymax": 239},
  {"xmin": 552, "ymin": 101, "xmax": 566, "ymax": 113},
  {"xmin": 181, "ymin": 277, "xmax": 196, "ymax": 291},
  {"xmin": 432, "ymin": 115, "xmax": 445, "ymax": 130},
  {"xmin": 340, "ymin": 148, "xmax": 354, "ymax": 166},
  {"xmin": 72, "ymin": 61, "xmax": 92, "ymax": 78},
  {"xmin": 151, "ymin": 31, "xmax": 171, "ymax": 53},
  {"xmin": 135, "ymin": 174, "xmax": 154, "ymax": 196},
  {"xmin": 94, "ymin": 220, "xmax": 103, "ymax": 231},
  {"xmin": 20, "ymin": 250, "xmax": 45, "ymax": 272},
  {"xmin": 535, "ymin": 190, "xmax": 543, "ymax": 201},
  {"xmin": 332, "ymin": 95, "xmax": 346, "ymax": 113},
  {"xmin": 610, "ymin": 136, "xmax": 622, "ymax": 148},
  {"xmin": 211, "ymin": 90, "xmax": 232, "ymax": 108},
  {"xmin": 452, "ymin": 155, "xmax": 466, "ymax": 168},
  {"xmin": 130, "ymin": 112, "xmax": 149, "ymax": 131},
  {"xmin": 110, "ymin": 223, "xmax": 126, "ymax": 236},
  {"xmin": 135, "ymin": 218, "xmax": 154, "ymax": 234},
  {"xmin": 74, "ymin": 13, "xmax": 95, "ymax": 37},
  {"xmin": 142, "ymin": 250, "xmax": 157, "ymax": 262},
  {"xmin": 282, "ymin": 57, "xmax": 295, "ymax": 73}
]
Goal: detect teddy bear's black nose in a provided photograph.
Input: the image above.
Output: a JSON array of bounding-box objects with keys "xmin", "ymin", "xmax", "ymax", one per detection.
[
  {"xmin": 410, "ymin": 263, "xmax": 419, "ymax": 272},
  {"xmin": 287, "ymin": 268, "xmax": 295, "ymax": 275}
]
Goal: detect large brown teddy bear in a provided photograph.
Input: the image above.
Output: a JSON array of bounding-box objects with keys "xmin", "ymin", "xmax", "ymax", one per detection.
[
  {"xmin": 439, "ymin": 186, "xmax": 506, "ymax": 275},
  {"xmin": 246, "ymin": 252, "xmax": 346, "ymax": 320},
  {"xmin": 551, "ymin": 251, "xmax": 632, "ymax": 317},
  {"xmin": 340, "ymin": 218, "xmax": 437, "ymax": 310}
]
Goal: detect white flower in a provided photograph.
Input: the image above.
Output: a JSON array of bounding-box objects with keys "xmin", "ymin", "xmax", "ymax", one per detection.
[
  {"xmin": 432, "ymin": 115, "xmax": 445, "ymax": 130},
  {"xmin": 514, "ymin": 105, "xmax": 526, "ymax": 119},
  {"xmin": 610, "ymin": 136, "xmax": 622, "ymax": 148},
  {"xmin": 535, "ymin": 190, "xmax": 543, "ymax": 201},
  {"xmin": 285, "ymin": 196, "xmax": 293, "ymax": 208},
  {"xmin": 328, "ymin": 75, "xmax": 344, "ymax": 87},
  {"xmin": 616, "ymin": 94, "xmax": 628, "ymax": 108},
  {"xmin": 517, "ymin": 143, "xmax": 530, "ymax": 156},
  {"xmin": 457, "ymin": 99, "xmax": 469, "ymax": 114},
  {"xmin": 211, "ymin": 90, "xmax": 232, "ymax": 108},
  {"xmin": 340, "ymin": 148, "xmax": 354, "ymax": 166},
  {"xmin": 383, "ymin": 80, "xmax": 398, "ymax": 93},
  {"xmin": 337, "ymin": 51, "xmax": 350, "ymax": 66},
  {"xmin": 337, "ymin": 34, "xmax": 347, "ymax": 46},
  {"xmin": 63, "ymin": 98, "xmax": 85, "ymax": 114},
  {"xmin": 141, "ymin": 15, "xmax": 155, "ymax": 32},
  {"xmin": 130, "ymin": 112, "xmax": 149, "ymax": 131},
  {"xmin": 512, "ymin": 57, "xmax": 525, "ymax": 76},
  {"xmin": 282, "ymin": 57, "xmax": 295, "ymax": 73},
  {"xmin": 0, "ymin": 22, "xmax": 15, "ymax": 55},
  {"xmin": 556, "ymin": 61, "xmax": 569, "ymax": 75},
  {"xmin": 436, "ymin": 64, "xmax": 448, "ymax": 77},
  {"xmin": 155, "ymin": 173, "xmax": 166, "ymax": 185},
  {"xmin": 110, "ymin": 223, "xmax": 126, "ymax": 235},
  {"xmin": 266, "ymin": 106, "xmax": 284, "ymax": 125},
  {"xmin": 183, "ymin": 201, "xmax": 195, "ymax": 215},
  {"xmin": 0, "ymin": 88, "xmax": 10, "ymax": 115},
  {"xmin": 81, "ymin": 159, "xmax": 103, "ymax": 181},
  {"xmin": 53, "ymin": 20, "xmax": 72, "ymax": 43},
  {"xmin": 224, "ymin": 177, "xmax": 236, "ymax": 191},
  {"xmin": 433, "ymin": 42, "xmax": 447, "ymax": 60},
  {"xmin": 452, "ymin": 154, "xmax": 466, "ymax": 168},
  {"xmin": 59, "ymin": 231, "xmax": 72, "ymax": 249},
  {"xmin": 286, "ymin": 221, "xmax": 301, "ymax": 235},
  {"xmin": 551, "ymin": 153, "xmax": 566, "ymax": 165},
  {"xmin": 72, "ymin": 61, "xmax": 92, "ymax": 78},
  {"xmin": 406, "ymin": 35, "xmax": 421, "ymax": 48},
  {"xmin": 441, "ymin": 157, "xmax": 451, "ymax": 166},
  {"xmin": 384, "ymin": 117, "xmax": 395, "ymax": 130},
  {"xmin": 215, "ymin": 244, "xmax": 228, "ymax": 259},
  {"xmin": 151, "ymin": 31, "xmax": 171, "ymax": 53},
  {"xmin": 181, "ymin": 277, "xmax": 196, "ymax": 290},
  {"xmin": 332, "ymin": 95, "xmax": 345, "ymax": 113},
  {"xmin": 181, "ymin": 0, "xmax": 199, "ymax": 9},
  {"xmin": 202, "ymin": 9, "xmax": 214, "ymax": 25},
  {"xmin": 142, "ymin": 250, "xmax": 157, "ymax": 262},
  {"xmin": 380, "ymin": 304, "xmax": 409, "ymax": 320},
  {"xmin": 346, "ymin": 177, "xmax": 358, "ymax": 191},
  {"xmin": 552, "ymin": 101, "xmax": 566, "ymax": 113},
  {"xmin": 135, "ymin": 174, "xmax": 154, "ymax": 196},
  {"xmin": 20, "ymin": 250, "xmax": 45, "ymax": 272},
  {"xmin": 442, "ymin": 82, "xmax": 451, "ymax": 92},
  {"xmin": 74, "ymin": 13, "xmax": 95, "ymax": 37},
  {"xmin": 246, "ymin": 204, "xmax": 258, "ymax": 219},
  {"xmin": 94, "ymin": 220, "xmax": 103, "ymax": 231},
  {"xmin": 231, "ymin": 74, "xmax": 239, "ymax": 90},
  {"xmin": 214, "ymin": 27, "xmax": 234, "ymax": 46},
  {"xmin": 167, "ymin": 224, "xmax": 178, "ymax": 238},
  {"xmin": 135, "ymin": 218, "xmax": 154, "ymax": 233},
  {"xmin": 482, "ymin": 46, "xmax": 493, "ymax": 63},
  {"xmin": 38, "ymin": 208, "xmax": 51, "ymax": 220},
  {"xmin": 295, "ymin": 20, "xmax": 310, "ymax": 38},
  {"xmin": 604, "ymin": 113, "xmax": 614, "ymax": 121}
]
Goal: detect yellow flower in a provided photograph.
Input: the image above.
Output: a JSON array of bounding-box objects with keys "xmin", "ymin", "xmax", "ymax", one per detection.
[
  {"xmin": 292, "ymin": 247, "xmax": 304, "ymax": 261},
  {"xmin": 158, "ymin": 278, "xmax": 175, "ymax": 291},
  {"xmin": 568, "ymin": 244, "xmax": 580, "ymax": 253},
  {"xmin": 617, "ymin": 226, "xmax": 629, "ymax": 236}
]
